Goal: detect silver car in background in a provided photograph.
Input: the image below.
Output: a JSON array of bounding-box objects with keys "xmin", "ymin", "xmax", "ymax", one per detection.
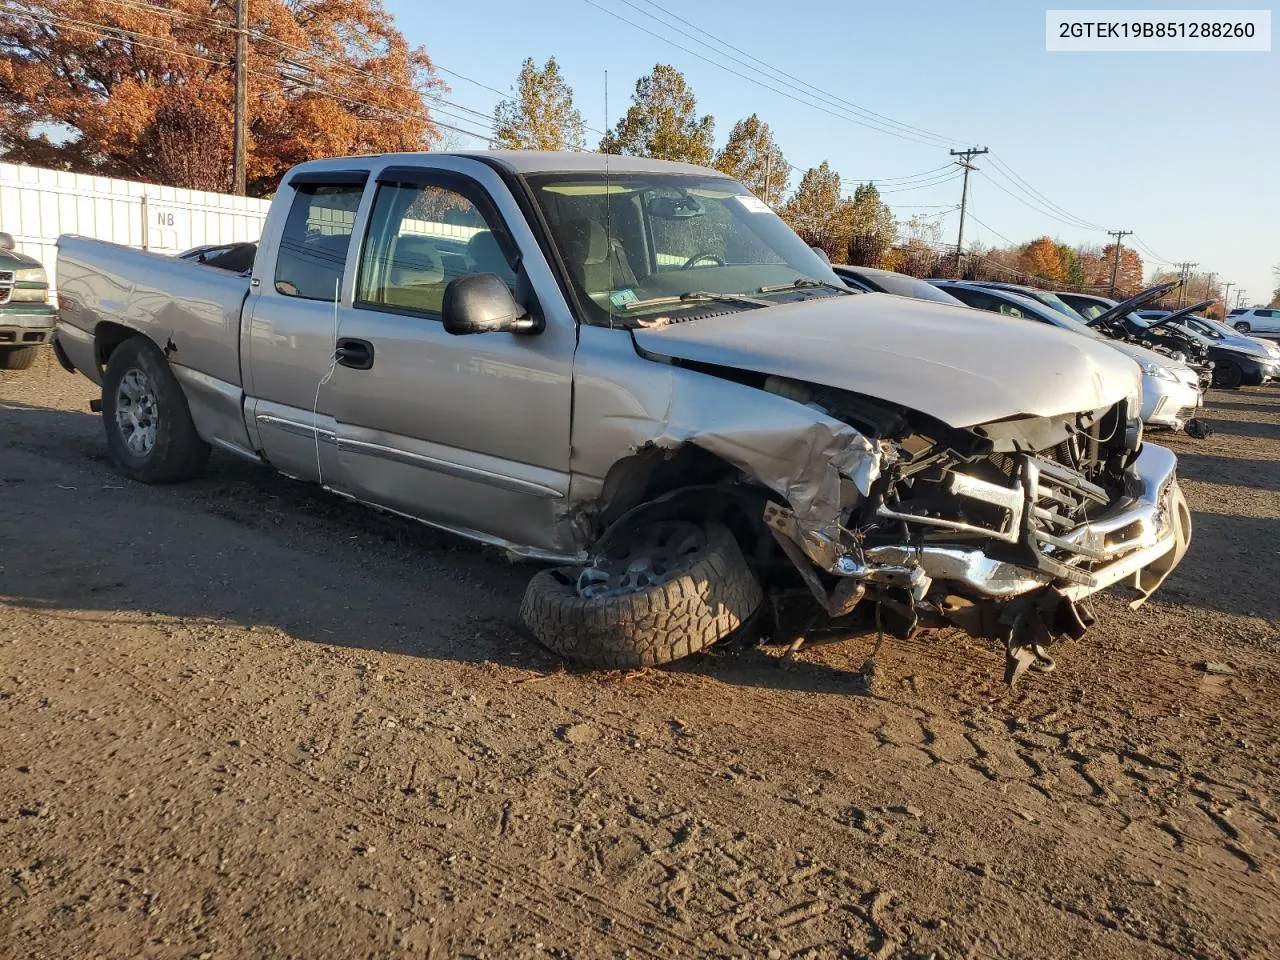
[{"xmin": 933, "ymin": 281, "xmax": 1204, "ymax": 431}]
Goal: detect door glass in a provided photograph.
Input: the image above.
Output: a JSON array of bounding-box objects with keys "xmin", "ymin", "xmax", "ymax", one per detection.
[
  {"xmin": 356, "ymin": 182, "xmax": 517, "ymax": 318},
  {"xmin": 274, "ymin": 183, "xmax": 364, "ymax": 301}
]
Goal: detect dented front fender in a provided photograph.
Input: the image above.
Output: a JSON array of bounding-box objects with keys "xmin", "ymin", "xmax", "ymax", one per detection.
[{"xmin": 568, "ymin": 325, "xmax": 879, "ymax": 552}]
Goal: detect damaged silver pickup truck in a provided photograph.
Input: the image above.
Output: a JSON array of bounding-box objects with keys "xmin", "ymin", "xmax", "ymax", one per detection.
[{"xmin": 54, "ymin": 152, "xmax": 1191, "ymax": 683}]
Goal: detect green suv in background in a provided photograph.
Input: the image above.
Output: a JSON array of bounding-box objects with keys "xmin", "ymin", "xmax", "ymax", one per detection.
[{"xmin": 0, "ymin": 231, "xmax": 56, "ymax": 370}]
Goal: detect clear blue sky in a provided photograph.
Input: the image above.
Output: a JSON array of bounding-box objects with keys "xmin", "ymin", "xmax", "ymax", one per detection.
[{"xmin": 384, "ymin": 0, "xmax": 1277, "ymax": 303}]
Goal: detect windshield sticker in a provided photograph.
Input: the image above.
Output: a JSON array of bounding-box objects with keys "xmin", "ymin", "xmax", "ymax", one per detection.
[
  {"xmin": 735, "ymin": 195, "xmax": 772, "ymax": 214},
  {"xmin": 609, "ymin": 288, "xmax": 639, "ymax": 309}
]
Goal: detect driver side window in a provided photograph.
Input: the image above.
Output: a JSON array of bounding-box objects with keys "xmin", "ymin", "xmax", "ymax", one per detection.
[{"xmin": 356, "ymin": 181, "xmax": 517, "ymax": 319}]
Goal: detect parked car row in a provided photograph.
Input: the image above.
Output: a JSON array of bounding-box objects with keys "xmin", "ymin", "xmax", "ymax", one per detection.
[
  {"xmin": 835, "ymin": 267, "xmax": 1211, "ymax": 432},
  {"xmin": 47, "ymin": 151, "xmax": 1198, "ymax": 688}
]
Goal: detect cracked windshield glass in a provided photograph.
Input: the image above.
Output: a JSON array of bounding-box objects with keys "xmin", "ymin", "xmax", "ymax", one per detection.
[{"xmin": 528, "ymin": 173, "xmax": 847, "ymax": 324}]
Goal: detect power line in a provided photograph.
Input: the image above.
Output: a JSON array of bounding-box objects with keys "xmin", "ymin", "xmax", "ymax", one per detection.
[
  {"xmin": 987, "ymin": 152, "xmax": 1103, "ymax": 230},
  {"xmin": 619, "ymin": 0, "xmax": 957, "ymax": 147},
  {"xmin": 983, "ymin": 165, "xmax": 1099, "ymax": 231},
  {"xmin": 2, "ymin": 6, "xmax": 494, "ymax": 146},
  {"xmin": 975, "ymin": 169, "xmax": 1106, "ymax": 233},
  {"xmin": 875, "ymin": 172, "xmax": 963, "ymax": 193},
  {"xmin": 66, "ymin": 0, "xmax": 543, "ymax": 141},
  {"xmin": 857, "ymin": 162, "xmax": 957, "ymax": 184},
  {"xmin": 965, "ymin": 210, "xmax": 1018, "ymax": 248},
  {"xmin": 1130, "ymin": 234, "xmax": 1176, "ymax": 265},
  {"xmin": 577, "ymin": 0, "xmax": 954, "ymax": 149}
]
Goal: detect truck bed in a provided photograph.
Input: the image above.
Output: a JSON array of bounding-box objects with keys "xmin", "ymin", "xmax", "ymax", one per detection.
[{"xmin": 56, "ymin": 235, "xmax": 250, "ymax": 388}]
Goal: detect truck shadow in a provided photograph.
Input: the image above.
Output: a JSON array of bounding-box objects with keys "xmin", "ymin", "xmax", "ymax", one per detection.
[
  {"xmin": 0, "ymin": 401, "xmax": 881, "ymax": 697},
  {"xmin": 2, "ymin": 401, "xmax": 1273, "ymax": 693}
]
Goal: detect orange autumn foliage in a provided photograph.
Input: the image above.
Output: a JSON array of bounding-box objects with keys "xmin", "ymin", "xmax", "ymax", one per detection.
[{"xmin": 0, "ymin": 0, "xmax": 444, "ymax": 195}]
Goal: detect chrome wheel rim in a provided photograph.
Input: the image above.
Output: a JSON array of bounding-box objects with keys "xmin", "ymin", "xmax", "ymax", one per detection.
[
  {"xmin": 577, "ymin": 521, "xmax": 706, "ymax": 599},
  {"xmin": 115, "ymin": 368, "xmax": 159, "ymax": 457}
]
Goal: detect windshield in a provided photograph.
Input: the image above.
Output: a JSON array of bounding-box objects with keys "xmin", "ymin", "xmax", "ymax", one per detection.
[
  {"xmin": 1202, "ymin": 317, "xmax": 1242, "ymax": 338},
  {"xmin": 526, "ymin": 172, "xmax": 843, "ymax": 325},
  {"xmin": 1041, "ymin": 305, "xmax": 1109, "ymax": 340},
  {"xmin": 1069, "ymin": 300, "xmax": 1111, "ymax": 321},
  {"xmin": 1127, "ymin": 313, "xmax": 1212, "ymax": 344},
  {"xmin": 1180, "ymin": 316, "xmax": 1223, "ymax": 339},
  {"xmin": 1033, "ymin": 291, "xmax": 1092, "ymax": 324}
]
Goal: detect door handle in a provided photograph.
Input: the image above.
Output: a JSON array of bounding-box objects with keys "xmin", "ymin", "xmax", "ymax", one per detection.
[{"xmin": 335, "ymin": 337, "xmax": 374, "ymax": 370}]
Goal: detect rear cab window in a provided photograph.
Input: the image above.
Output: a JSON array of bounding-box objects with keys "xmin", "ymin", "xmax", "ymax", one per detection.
[{"xmin": 274, "ymin": 182, "xmax": 365, "ymax": 301}]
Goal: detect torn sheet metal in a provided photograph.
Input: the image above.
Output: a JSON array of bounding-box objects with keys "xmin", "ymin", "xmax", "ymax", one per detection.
[{"xmin": 568, "ymin": 326, "xmax": 880, "ymax": 558}]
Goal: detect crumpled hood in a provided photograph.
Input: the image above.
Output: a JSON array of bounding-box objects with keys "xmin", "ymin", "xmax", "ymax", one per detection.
[{"xmin": 631, "ymin": 293, "xmax": 1140, "ymax": 428}]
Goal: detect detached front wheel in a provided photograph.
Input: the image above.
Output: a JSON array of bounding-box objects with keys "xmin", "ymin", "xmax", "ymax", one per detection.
[
  {"xmin": 521, "ymin": 521, "xmax": 763, "ymax": 668},
  {"xmin": 102, "ymin": 337, "xmax": 210, "ymax": 483}
]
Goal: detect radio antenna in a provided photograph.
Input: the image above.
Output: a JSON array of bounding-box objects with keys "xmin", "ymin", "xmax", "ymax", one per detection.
[{"xmin": 604, "ymin": 69, "xmax": 613, "ymax": 329}]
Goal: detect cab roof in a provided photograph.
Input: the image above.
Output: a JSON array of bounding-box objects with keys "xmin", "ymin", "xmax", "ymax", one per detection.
[{"xmin": 289, "ymin": 151, "xmax": 721, "ymax": 179}]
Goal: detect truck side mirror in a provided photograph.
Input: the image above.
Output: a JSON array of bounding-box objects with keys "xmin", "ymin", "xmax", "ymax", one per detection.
[
  {"xmin": 442, "ymin": 273, "xmax": 542, "ymax": 336},
  {"xmin": 0, "ymin": 232, "xmax": 14, "ymax": 251},
  {"xmin": 810, "ymin": 245, "xmax": 830, "ymax": 265}
]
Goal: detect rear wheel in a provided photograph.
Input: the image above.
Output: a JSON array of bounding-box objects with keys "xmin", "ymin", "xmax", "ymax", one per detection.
[
  {"xmin": 101, "ymin": 337, "xmax": 210, "ymax": 483},
  {"xmin": 0, "ymin": 345, "xmax": 38, "ymax": 370},
  {"xmin": 1214, "ymin": 359, "xmax": 1244, "ymax": 390},
  {"xmin": 521, "ymin": 521, "xmax": 763, "ymax": 669}
]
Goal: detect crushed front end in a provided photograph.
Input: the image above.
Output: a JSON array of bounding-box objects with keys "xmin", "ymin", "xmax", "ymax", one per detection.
[{"xmin": 762, "ymin": 384, "xmax": 1192, "ymax": 684}]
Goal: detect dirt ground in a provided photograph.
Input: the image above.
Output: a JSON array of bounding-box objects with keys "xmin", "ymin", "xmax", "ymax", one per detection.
[{"xmin": 2, "ymin": 349, "xmax": 1278, "ymax": 960}]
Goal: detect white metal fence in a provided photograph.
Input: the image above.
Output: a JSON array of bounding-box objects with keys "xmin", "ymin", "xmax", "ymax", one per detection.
[{"xmin": 0, "ymin": 162, "xmax": 271, "ymax": 297}]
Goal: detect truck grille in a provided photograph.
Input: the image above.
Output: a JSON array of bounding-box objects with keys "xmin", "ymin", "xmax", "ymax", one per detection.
[
  {"xmin": 0, "ymin": 270, "xmax": 12, "ymax": 305},
  {"xmin": 876, "ymin": 450, "xmax": 1117, "ymax": 586}
]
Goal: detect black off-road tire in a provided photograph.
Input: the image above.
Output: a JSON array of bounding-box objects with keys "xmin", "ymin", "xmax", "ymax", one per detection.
[
  {"xmin": 520, "ymin": 522, "xmax": 763, "ymax": 669},
  {"xmin": 0, "ymin": 345, "xmax": 38, "ymax": 370},
  {"xmin": 102, "ymin": 336, "xmax": 210, "ymax": 483}
]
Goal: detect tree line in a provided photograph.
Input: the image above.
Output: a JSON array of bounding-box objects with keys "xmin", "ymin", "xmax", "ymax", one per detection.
[
  {"xmin": 0, "ymin": 4, "xmax": 1191, "ymax": 301},
  {"xmin": 496, "ymin": 58, "xmax": 897, "ymax": 266}
]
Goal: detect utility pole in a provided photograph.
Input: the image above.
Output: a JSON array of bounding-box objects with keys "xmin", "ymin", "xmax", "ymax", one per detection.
[
  {"xmin": 763, "ymin": 153, "xmax": 772, "ymax": 207},
  {"xmin": 1106, "ymin": 229, "xmax": 1132, "ymax": 296},
  {"xmin": 232, "ymin": 0, "xmax": 248, "ymax": 196},
  {"xmin": 1174, "ymin": 261, "xmax": 1199, "ymax": 308},
  {"xmin": 1236, "ymin": 290, "xmax": 1246, "ymax": 308},
  {"xmin": 1222, "ymin": 280, "xmax": 1233, "ymax": 313},
  {"xmin": 950, "ymin": 146, "xmax": 988, "ymax": 276},
  {"xmin": 1202, "ymin": 271, "xmax": 1217, "ymax": 301}
]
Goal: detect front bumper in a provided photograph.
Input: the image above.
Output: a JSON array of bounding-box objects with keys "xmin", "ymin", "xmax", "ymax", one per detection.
[
  {"xmin": 771, "ymin": 442, "xmax": 1189, "ymax": 612},
  {"xmin": 1140, "ymin": 373, "xmax": 1201, "ymax": 430},
  {"xmin": 0, "ymin": 304, "xmax": 57, "ymax": 347}
]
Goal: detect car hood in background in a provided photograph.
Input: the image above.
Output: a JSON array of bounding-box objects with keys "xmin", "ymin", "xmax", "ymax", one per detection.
[
  {"xmin": 0, "ymin": 248, "xmax": 45, "ymax": 271},
  {"xmin": 1092, "ymin": 281, "xmax": 1179, "ymax": 329},
  {"xmin": 631, "ymin": 293, "xmax": 1140, "ymax": 429},
  {"xmin": 1105, "ymin": 339, "xmax": 1195, "ymax": 374}
]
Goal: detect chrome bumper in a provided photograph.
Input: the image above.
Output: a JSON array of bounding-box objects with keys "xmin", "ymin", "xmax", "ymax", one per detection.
[{"xmin": 798, "ymin": 443, "xmax": 1189, "ymax": 607}]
